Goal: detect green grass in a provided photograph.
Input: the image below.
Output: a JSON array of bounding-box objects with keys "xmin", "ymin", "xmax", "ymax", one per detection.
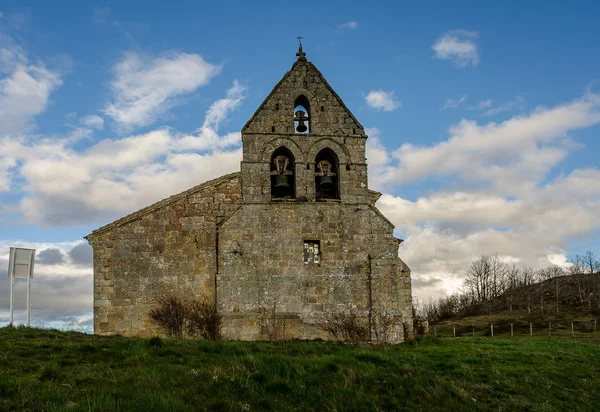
[{"xmin": 1, "ymin": 327, "xmax": 599, "ymax": 411}]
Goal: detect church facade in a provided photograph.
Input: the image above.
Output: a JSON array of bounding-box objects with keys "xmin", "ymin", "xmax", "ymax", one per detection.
[{"xmin": 86, "ymin": 46, "xmax": 413, "ymax": 341}]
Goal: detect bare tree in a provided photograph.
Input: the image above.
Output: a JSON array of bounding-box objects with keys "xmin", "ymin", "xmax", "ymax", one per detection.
[
  {"xmin": 582, "ymin": 251, "xmax": 600, "ymax": 311},
  {"xmin": 545, "ymin": 265, "xmax": 565, "ymax": 315},
  {"xmin": 505, "ymin": 264, "xmax": 521, "ymax": 312},
  {"xmin": 570, "ymin": 254, "xmax": 589, "ymax": 309}
]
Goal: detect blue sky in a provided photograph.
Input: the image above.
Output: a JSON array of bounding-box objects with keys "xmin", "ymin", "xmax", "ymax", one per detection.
[{"xmin": 1, "ymin": 1, "xmax": 599, "ymax": 331}]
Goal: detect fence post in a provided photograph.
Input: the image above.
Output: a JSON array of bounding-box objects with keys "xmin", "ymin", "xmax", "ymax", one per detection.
[
  {"xmin": 511, "ymin": 323, "xmax": 514, "ymax": 337},
  {"xmin": 530, "ymin": 322, "xmax": 532, "ymax": 336},
  {"xmin": 472, "ymin": 324, "xmax": 475, "ymax": 338},
  {"xmin": 549, "ymin": 322, "xmax": 551, "ymax": 337},
  {"xmin": 491, "ymin": 323, "xmax": 494, "ymax": 337},
  {"xmin": 595, "ymin": 320, "xmax": 597, "ymax": 333},
  {"xmin": 571, "ymin": 322, "xmax": 574, "ymax": 338},
  {"xmin": 453, "ymin": 325, "xmax": 456, "ymax": 338},
  {"xmin": 434, "ymin": 326, "xmax": 437, "ymax": 338}
]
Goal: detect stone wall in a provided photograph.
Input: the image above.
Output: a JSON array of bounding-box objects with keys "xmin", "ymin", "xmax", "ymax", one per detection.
[
  {"xmin": 218, "ymin": 202, "xmax": 413, "ymax": 341},
  {"xmin": 87, "ymin": 173, "xmax": 242, "ymax": 337}
]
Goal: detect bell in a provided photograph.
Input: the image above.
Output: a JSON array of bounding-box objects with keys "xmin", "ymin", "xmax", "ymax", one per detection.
[
  {"xmin": 319, "ymin": 175, "xmax": 334, "ymax": 192},
  {"xmin": 295, "ymin": 110, "xmax": 308, "ymax": 133},
  {"xmin": 273, "ymin": 174, "xmax": 291, "ymax": 196}
]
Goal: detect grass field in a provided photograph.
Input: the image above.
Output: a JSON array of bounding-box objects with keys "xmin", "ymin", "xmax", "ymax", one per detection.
[{"xmin": 1, "ymin": 326, "xmax": 599, "ymax": 411}]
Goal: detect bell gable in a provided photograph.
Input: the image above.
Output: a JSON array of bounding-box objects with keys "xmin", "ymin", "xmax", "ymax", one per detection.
[{"xmin": 242, "ymin": 58, "xmax": 365, "ymax": 137}]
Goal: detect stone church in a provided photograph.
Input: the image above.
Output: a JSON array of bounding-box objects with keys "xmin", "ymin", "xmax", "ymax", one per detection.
[{"xmin": 86, "ymin": 45, "xmax": 413, "ymax": 341}]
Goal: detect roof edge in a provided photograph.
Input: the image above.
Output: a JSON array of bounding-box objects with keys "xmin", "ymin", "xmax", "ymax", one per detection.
[
  {"xmin": 85, "ymin": 172, "xmax": 241, "ymax": 240},
  {"xmin": 241, "ymin": 65, "xmax": 294, "ymax": 132},
  {"xmin": 307, "ymin": 61, "xmax": 365, "ymax": 132}
]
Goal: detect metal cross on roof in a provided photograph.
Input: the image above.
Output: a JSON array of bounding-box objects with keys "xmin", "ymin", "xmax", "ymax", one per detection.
[{"xmin": 296, "ymin": 36, "xmax": 306, "ymax": 60}]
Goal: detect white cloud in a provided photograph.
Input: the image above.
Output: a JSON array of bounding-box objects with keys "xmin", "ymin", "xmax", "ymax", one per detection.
[
  {"xmin": 0, "ymin": 45, "xmax": 62, "ymax": 135},
  {"xmin": 381, "ymin": 168, "xmax": 600, "ymax": 301},
  {"xmin": 372, "ymin": 92, "xmax": 600, "ymax": 196},
  {"xmin": 2, "ymin": 80, "xmax": 244, "ymax": 225},
  {"xmin": 79, "ymin": 114, "xmax": 104, "ymax": 130},
  {"xmin": 338, "ymin": 21, "xmax": 357, "ymax": 30},
  {"xmin": 432, "ymin": 29, "xmax": 479, "ymax": 68},
  {"xmin": 482, "ymin": 96, "xmax": 525, "ymax": 116},
  {"xmin": 104, "ymin": 51, "xmax": 221, "ymax": 129},
  {"xmin": 177, "ymin": 80, "xmax": 245, "ymax": 151},
  {"xmin": 442, "ymin": 94, "xmax": 468, "ymax": 110},
  {"xmin": 366, "ymin": 91, "xmax": 600, "ymax": 301},
  {"xmin": 0, "ymin": 156, "xmax": 15, "ymax": 191},
  {"xmin": 365, "ymin": 90, "xmax": 400, "ymax": 111},
  {"xmin": 468, "ymin": 99, "xmax": 492, "ymax": 110},
  {"xmin": 0, "ymin": 39, "xmax": 63, "ymax": 192}
]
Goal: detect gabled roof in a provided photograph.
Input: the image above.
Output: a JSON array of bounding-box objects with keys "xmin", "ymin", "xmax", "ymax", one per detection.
[
  {"xmin": 85, "ymin": 172, "xmax": 240, "ymax": 239},
  {"xmin": 242, "ymin": 59, "xmax": 365, "ymax": 134}
]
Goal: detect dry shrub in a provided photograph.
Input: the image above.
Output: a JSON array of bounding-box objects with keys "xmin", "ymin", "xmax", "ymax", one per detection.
[
  {"xmin": 188, "ymin": 299, "xmax": 222, "ymax": 340},
  {"xmin": 371, "ymin": 308, "xmax": 402, "ymax": 346},
  {"xmin": 259, "ymin": 304, "xmax": 288, "ymax": 341},
  {"xmin": 149, "ymin": 292, "xmax": 188, "ymax": 338},
  {"xmin": 318, "ymin": 308, "xmax": 368, "ymax": 345},
  {"xmin": 149, "ymin": 291, "xmax": 221, "ymax": 339}
]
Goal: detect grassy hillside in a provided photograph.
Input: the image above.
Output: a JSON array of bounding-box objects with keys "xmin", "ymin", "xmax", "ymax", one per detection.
[{"xmin": 1, "ymin": 327, "xmax": 599, "ymax": 411}]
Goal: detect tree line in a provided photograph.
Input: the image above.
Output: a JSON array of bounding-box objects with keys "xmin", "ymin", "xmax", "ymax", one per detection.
[{"xmin": 423, "ymin": 251, "xmax": 600, "ymax": 323}]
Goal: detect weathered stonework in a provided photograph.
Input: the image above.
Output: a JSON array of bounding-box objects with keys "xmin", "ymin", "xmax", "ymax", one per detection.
[{"xmin": 86, "ymin": 48, "xmax": 413, "ymax": 341}]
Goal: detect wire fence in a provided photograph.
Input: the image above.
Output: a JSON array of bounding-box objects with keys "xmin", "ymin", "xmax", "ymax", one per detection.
[{"xmin": 429, "ymin": 320, "xmax": 599, "ymax": 340}]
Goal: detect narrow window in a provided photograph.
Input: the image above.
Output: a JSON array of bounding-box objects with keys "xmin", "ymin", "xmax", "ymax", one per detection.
[
  {"xmin": 270, "ymin": 146, "xmax": 295, "ymax": 199},
  {"xmin": 321, "ymin": 106, "xmax": 324, "ymax": 112},
  {"xmin": 294, "ymin": 95, "xmax": 310, "ymax": 134},
  {"xmin": 271, "ymin": 126, "xmax": 275, "ymax": 132},
  {"xmin": 304, "ymin": 240, "xmax": 321, "ymax": 265},
  {"xmin": 275, "ymin": 103, "xmax": 280, "ymax": 110},
  {"xmin": 315, "ymin": 148, "xmax": 340, "ymax": 200}
]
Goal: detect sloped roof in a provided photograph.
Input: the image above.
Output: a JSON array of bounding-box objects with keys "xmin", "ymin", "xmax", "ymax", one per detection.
[
  {"xmin": 242, "ymin": 59, "xmax": 365, "ymax": 134},
  {"xmin": 85, "ymin": 172, "xmax": 240, "ymax": 239}
]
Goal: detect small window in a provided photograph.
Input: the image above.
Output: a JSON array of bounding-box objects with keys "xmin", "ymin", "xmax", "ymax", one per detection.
[
  {"xmin": 294, "ymin": 95, "xmax": 310, "ymax": 134},
  {"xmin": 304, "ymin": 240, "xmax": 321, "ymax": 265}
]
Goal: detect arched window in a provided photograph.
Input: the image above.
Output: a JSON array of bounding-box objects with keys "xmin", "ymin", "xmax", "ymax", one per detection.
[
  {"xmin": 270, "ymin": 147, "xmax": 295, "ymax": 199},
  {"xmin": 294, "ymin": 95, "xmax": 310, "ymax": 134},
  {"xmin": 315, "ymin": 148, "xmax": 340, "ymax": 200}
]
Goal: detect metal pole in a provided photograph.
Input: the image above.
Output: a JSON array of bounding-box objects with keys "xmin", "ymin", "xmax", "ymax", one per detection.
[
  {"xmin": 453, "ymin": 325, "xmax": 456, "ymax": 338},
  {"xmin": 9, "ymin": 273, "xmax": 14, "ymax": 327},
  {"xmin": 26, "ymin": 273, "xmax": 31, "ymax": 327},
  {"xmin": 491, "ymin": 323, "xmax": 494, "ymax": 337},
  {"xmin": 571, "ymin": 322, "xmax": 574, "ymax": 338},
  {"xmin": 511, "ymin": 323, "xmax": 513, "ymax": 337},
  {"xmin": 530, "ymin": 322, "xmax": 533, "ymax": 336}
]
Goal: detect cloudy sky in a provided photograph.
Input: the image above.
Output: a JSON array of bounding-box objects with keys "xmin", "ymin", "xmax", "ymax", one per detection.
[{"xmin": 1, "ymin": 1, "xmax": 600, "ymax": 332}]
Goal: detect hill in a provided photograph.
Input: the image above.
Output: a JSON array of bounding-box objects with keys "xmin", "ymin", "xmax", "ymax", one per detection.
[
  {"xmin": 424, "ymin": 264, "xmax": 600, "ymax": 326},
  {"xmin": 1, "ymin": 327, "xmax": 600, "ymax": 411}
]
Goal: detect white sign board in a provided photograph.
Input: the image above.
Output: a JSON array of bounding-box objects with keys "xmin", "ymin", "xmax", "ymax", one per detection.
[
  {"xmin": 8, "ymin": 247, "xmax": 35, "ymax": 279},
  {"xmin": 7, "ymin": 247, "xmax": 35, "ymax": 326}
]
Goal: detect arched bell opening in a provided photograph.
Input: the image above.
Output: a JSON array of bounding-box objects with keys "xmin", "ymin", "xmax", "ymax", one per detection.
[
  {"xmin": 270, "ymin": 146, "xmax": 296, "ymax": 199},
  {"xmin": 315, "ymin": 148, "xmax": 340, "ymax": 200},
  {"xmin": 294, "ymin": 95, "xmax": 310, "ymax": 134}
]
